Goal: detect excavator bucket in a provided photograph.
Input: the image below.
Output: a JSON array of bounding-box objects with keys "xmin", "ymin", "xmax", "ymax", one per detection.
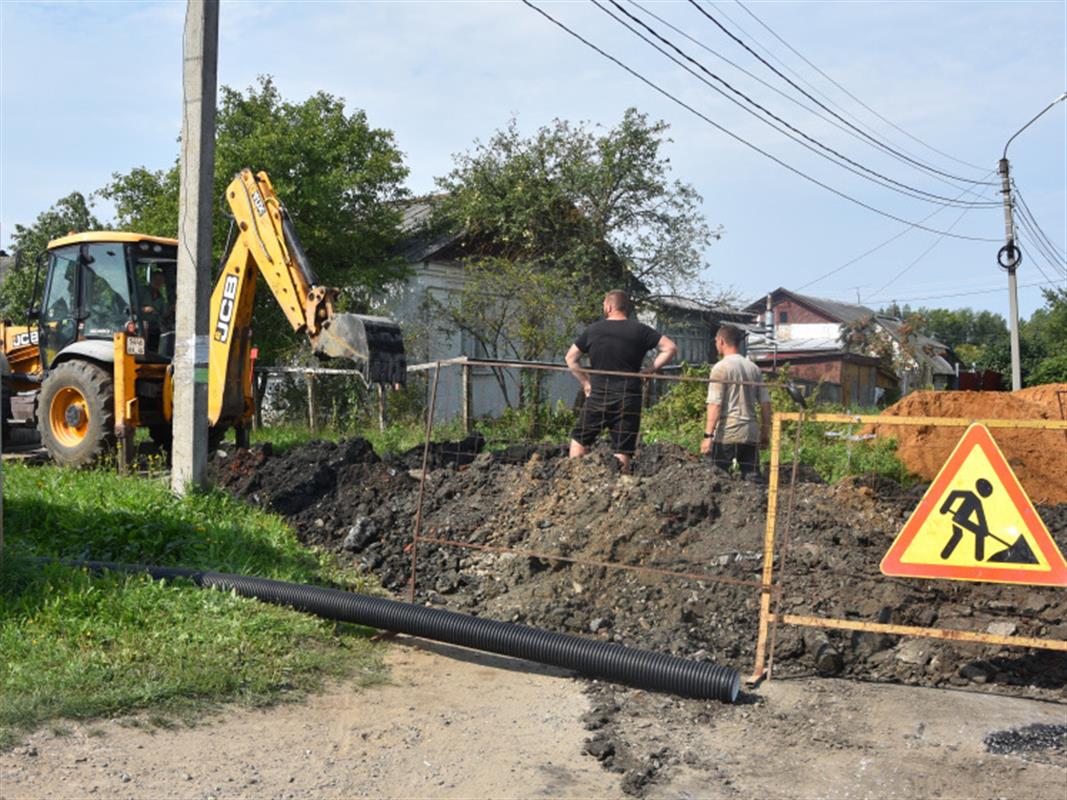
[{"xmin": 313, "ymin": 313, "xmax": 407, "ymax": 386}]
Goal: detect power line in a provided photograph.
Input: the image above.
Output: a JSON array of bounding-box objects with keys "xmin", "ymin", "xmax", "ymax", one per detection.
[
  {"xmin": 689, "ymin": 0, "xmax": 997, "ymax": 187},
  {"xmin": 795, "ymin": 171, "xmax": 997, "ymax": 290},
  {"xmin": 1013, "ymin": 184, "xmax": 1067, "ymax": 262},
  {"xmin": 732, "ymin": 0, "xmax": 991, "ymax": 174},
  {"xmin": 859, "ymin": 279, "xmax": 1058, "ymax": 306},
  {"xmin": 862, "ymin": 203, "xmax": 975, "ymax": 301},
  {"xmin": 1016, "ymin": 214, "xmax": 1067, "ymax": 277},
  {"xmin": 1016, "ymin": 224, "xmax": 1067, "ymax": 284},
  {"xmin": 597, "ymin": 0, "xmax": 999, "ymax": 208},
  {"xmin": 628, "ymin": 0, "xmax": 999, "ymax": 200},
  {"xmin": 520, "ymin": 1, "xmax": 999, "ymax": 242}
]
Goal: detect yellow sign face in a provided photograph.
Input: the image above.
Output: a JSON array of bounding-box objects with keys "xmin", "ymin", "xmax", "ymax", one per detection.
[{"xmin": 881, "ymin": 423, "xmax": 1067, "ymax": 586}]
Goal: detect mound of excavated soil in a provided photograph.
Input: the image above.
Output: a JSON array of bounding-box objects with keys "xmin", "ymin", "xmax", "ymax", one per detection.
[
  {"xmin": 213, "ymin": 438, "xmax": 1067, "ymax": 686},
  {"xmin": 212, "ymin": 438, "xmax": 1067, "ymax": 794},
  {"xmin": 873, "ymin": 390, "xmax": 1067, "ymax": 504},
  {"xmin": 1015, "ymin": 383, "xmax": 1067, "ymax": 419}
]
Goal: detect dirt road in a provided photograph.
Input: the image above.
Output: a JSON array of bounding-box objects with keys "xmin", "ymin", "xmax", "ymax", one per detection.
[{"xmin": 3, "ymin": 637, "xmax": 1064, "ymax": 799}]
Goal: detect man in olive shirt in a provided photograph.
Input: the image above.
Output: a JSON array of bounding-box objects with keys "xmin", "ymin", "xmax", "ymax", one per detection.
[
  {"xmin": 700, "ymin": 324, "xmax": 771, "ymax": 477},
  {"xmin": 566, "ymin": 290, "xmax": 677, "ymax": 472}
]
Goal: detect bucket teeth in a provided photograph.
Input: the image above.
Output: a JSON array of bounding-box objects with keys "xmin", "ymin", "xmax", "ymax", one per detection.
[{"xmin": 313, "ymin": 314, "xmax": 407, "ymax": 385}]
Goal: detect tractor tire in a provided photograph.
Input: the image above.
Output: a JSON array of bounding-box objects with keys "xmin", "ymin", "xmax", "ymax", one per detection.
[{"xmin": 38, "ymin": 360, "xmax": 116, "ymax": 467}]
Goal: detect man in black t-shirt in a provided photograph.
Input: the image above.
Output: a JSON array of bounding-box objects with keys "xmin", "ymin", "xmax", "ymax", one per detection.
[{"xmin": 565, "ymin": 290, "xmax": 677, "ymax": 472}]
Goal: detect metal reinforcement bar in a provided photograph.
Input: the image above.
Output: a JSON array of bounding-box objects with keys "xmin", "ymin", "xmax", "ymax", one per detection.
[
  {"xmin": 775, "ymin": 613, "xmax": 1067, "ymax": 652},
  {"xmin": 777, "ymin": 412, "xmax": 1067, "ymax": 430},
  {"xmin": 74, "ymin": 561, "xmax": 741, "ymax": 703}
]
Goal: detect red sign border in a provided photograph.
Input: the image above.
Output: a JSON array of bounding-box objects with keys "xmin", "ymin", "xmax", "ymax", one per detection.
[{"xmin": 881, "ymin": 423, "xmax": 1067, "ymax": 586}]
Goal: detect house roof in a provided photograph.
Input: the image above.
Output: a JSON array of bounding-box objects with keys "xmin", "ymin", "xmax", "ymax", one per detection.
[
  {"xmin": 747, "ymin": 333, "xmax": 843, "ymax": 354},
  {"xmin": 394, "ymin": 195, "xmax": 458, "ymax": 263},
  {"xmin": 649, "ymin": 294, "xmax": 754, "ymax": 322},
  {"xmin": 745, "ymin": 288, "xmax": 876, "ymax": 324}
]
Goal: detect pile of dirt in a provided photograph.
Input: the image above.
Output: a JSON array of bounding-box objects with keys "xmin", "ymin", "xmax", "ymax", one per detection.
[
  {"xmin": 1015, "ymin": 383, "xmax": 1067, "ymax": 419},
  {"xmin": 212, "ymin": 438, "xmax": 1067, "ymax": 794},
  {"xmin": 874, "ymin": 390, "xmax": 1067, "ymax": 504}
]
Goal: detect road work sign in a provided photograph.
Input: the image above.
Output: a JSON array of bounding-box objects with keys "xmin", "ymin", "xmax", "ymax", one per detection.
[{"xmin": 881, "ymin": 423, "xmax": 1067, "ymax": 587}]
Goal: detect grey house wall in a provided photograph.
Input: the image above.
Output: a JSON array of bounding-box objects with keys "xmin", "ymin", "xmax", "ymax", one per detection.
[{"xmin": 386, "ymin": 259, "xmax": 580, "ymax": 423}]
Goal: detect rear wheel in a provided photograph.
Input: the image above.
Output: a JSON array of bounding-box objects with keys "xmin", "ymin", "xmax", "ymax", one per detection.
[{"xmin": 38, "ymin": 361, "xmax": 115, "ymax": 467}]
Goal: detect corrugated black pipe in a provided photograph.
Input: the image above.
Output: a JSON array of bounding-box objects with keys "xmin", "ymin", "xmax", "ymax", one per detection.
[{"xmin": 70, "ymin": 560, "xmax": 740, "ymax": 703}]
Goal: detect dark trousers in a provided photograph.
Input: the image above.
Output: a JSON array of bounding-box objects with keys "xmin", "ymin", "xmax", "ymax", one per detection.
[{"xmin": 710, "ymin": 442, "xmax": 761, "ymax": 477}]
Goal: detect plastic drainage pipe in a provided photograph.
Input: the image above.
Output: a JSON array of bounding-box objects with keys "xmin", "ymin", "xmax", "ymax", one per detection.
[{"xmin": 74, "ymin": 561, "xmax": 740, "ymax": 703}]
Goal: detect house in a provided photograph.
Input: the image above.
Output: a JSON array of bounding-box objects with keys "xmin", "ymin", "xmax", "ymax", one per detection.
[
  {"xmin": 639, "ymin": 295, "xmax": 756, "ymax": 366},
  {"xmin": 744, "ymin": 288, "xmax": 957, "ymax": 405},
  {"xmin": 383, "ymin": 198, "xmax": 605, "ymax": 421}
]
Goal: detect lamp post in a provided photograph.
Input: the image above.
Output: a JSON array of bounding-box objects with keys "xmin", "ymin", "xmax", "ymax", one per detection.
[{"xmin": 998, "ymin": 92, "xmax": 1067, "ymax": 391}]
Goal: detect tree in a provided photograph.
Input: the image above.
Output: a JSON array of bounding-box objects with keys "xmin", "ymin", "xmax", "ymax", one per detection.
[
  {"xmin": 428, "ymin": 110, "xmax": 721, "ymax": 404},
  {"xmin": 879, "ymin": 304, "xmax": 1008, "ymax": 369},
  {"xmin": 0, "ymin": 192, "xmax": 102, "ymax": 322},
  {"xmin": 98, "ymin": 76, "xmax": 410, "ymax": 360},
  {"xmin": 1023, "ymin": 287, "xmax": 1067, "ymax": 385}
]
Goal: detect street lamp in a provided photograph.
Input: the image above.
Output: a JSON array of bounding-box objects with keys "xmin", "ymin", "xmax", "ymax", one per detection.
[{"xmin": 998, "ymin": 91, "xmax": 1067, "ymax": 391}]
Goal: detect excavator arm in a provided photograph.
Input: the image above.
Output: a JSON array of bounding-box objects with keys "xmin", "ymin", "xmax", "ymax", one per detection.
[{"xmin": 207, "ymin": 169, "xmax": 405, "ymax": 427}]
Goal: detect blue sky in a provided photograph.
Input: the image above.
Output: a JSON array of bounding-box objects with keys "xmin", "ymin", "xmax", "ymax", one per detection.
[{"xmin": 2, "ymin": 0, "xmax": 1064, "ymax": 317}]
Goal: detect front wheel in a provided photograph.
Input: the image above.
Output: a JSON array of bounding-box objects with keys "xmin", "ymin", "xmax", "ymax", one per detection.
[{"xmin": 38, "ymin": 361, "xmax": 116, "ymax": 467}]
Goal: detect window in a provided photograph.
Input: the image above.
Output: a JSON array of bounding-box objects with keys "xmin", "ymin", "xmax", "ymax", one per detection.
[
  {"xmin": 778, "ymin": 310, "xmax": 789, "ymax": 324},
  {"xmin": 80, "ymin": 243, "xmax": 132, "ymax": 336}
]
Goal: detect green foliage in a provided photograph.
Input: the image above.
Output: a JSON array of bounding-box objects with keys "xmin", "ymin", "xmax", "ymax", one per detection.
[
  {"xmin": 0, "ymin": 193, "xmax": 102, "ymax": 322},
  {"xmin": 640, "ymin": 365, "xmax": 709, "ymax": 450},
  {"xmin": 0, "ymin": 463, "xmax": 384, "ymax": 743},
  {"xmin": 476, "ymin": 401, "xmax": 576, "ymax": 447},
  {"xmin": 779, "ymin": 413, "xmax": 912, "ymax": 485},
  {"xmin": 1028, "ymin": 352, "xmax": 1067, "ymax": 385},
  {"xmin": 98, "ymin": 75, "xmax": 410, "ymax": 362},
  {"xmin": 429, "ymin": 109, "xmax": 720, "ymax": 371}
]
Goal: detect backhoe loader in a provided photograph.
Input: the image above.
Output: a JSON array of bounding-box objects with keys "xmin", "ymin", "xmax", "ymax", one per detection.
[{"xmin": 0, "ymin": 169, "xmax": 406, "ymax": 466}]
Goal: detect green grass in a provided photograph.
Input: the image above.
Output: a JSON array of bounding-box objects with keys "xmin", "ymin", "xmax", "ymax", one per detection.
[{"xmin": 0, "ymin": 463, "xmax": 385, "ymax": 747}]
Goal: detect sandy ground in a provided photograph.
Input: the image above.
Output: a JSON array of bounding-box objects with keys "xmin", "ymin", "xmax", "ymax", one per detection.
[{"xmin": 2, "ymin": 637, "xmax": 1065, "ymax": 800}]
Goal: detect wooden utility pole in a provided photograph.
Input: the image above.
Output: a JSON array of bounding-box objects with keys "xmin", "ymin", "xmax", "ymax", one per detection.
[{"xmin": 172, "ymin": 0, "xmax": 219, "ymax": 494}]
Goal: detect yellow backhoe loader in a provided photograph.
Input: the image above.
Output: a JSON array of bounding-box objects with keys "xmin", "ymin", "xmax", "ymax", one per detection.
[{"xmin": 0, "ymin": 169, "xmax": 405, "ymax": 466}]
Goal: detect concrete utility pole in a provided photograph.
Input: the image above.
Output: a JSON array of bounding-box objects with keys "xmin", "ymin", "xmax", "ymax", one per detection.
[
  {"xmin": 172, "ymin": 0, "xmax": 219, "ymax": 494},
  {"xmin": 998, "ymin": 92, "xmax": 1067, "ymax": 392},
  {"xmin": 996, "ymin": 157, "xmax": 1023, "ymax": 392}
]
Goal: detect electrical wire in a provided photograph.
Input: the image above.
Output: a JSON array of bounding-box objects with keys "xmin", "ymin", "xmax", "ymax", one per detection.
[
  {"xmin": 597, "ymin": 0, "xmax": 999, "ymax": 208},
  {"xmin": 732, "ymin": 0, "xmax": 991, "ymax": 174},
  {"xmin": 1016, "ymin": 214, "xmax": 1067, "ymax": 277},
  {"xmin": 862, "ymin": 203, "xmax": 975, "ymax": 301},
  {"xmin": 520, "ymin": 1, "xmax": 999, "ymax": 242},
  {"xmin": 795, "ymin": 171, "xmax": 997, "ymax": 290},
  {"xmin": 1016, "ymin": 232, "xmax": 1063, "ymax": 287},
  {"xmin": 851, "ymin": 279, "xmax": 1058, "ymax": 306},
  {"xmin": 1013, "ymin": 184, "xmax": 1067, "ymax": 262},
  {"xmin": 690, "ymin": 0, "xmax": 997, "ymax": 187},
  {"xmin": 630, "ymin": 0, "xmax": 998, "ymax": 199},
  {"xmin": 1016, "ymin": 226, "xmax": 1067, "ymax": 286}
]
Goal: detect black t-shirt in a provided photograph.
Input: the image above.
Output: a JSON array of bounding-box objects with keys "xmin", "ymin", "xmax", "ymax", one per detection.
[{"xmin": 574, "ymin": 318, "xmax": 662, "ymax": 396}]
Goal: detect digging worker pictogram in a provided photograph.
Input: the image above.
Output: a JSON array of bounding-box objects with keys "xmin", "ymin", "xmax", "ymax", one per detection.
[
  {"xmin": 938, "ymin": 478, "xmax": 1037, "ymax": 563},
  {"xmin": 566, "ymin": 289, "xmax": 676, "ymax": 473}
]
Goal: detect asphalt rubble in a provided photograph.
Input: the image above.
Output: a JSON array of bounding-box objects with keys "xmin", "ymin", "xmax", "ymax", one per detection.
[{"xmin": 212, "ymin": 436, "xmax": 1067, "ymax": 795}]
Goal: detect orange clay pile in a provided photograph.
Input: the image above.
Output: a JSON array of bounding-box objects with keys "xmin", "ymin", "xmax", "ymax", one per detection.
[{"xmin": 873, "ymin": 384, "xmax": 1067, "ymax": 505}]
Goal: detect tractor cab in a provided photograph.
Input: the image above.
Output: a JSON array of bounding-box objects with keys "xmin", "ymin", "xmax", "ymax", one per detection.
[{"xmin": 37, "ymin": 233, "xmax": 178, "ymax": 368}]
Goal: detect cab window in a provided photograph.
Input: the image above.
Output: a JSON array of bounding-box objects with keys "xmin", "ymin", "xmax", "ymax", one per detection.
[{"xmin": 80, "ymin": 243, "xmax": 132, "ymax": 337}]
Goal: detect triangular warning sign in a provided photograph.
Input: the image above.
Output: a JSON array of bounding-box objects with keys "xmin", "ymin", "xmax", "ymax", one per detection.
[{"xmin": 881, "ymin": 423, "xmax": 1067, "ymax": 586}]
